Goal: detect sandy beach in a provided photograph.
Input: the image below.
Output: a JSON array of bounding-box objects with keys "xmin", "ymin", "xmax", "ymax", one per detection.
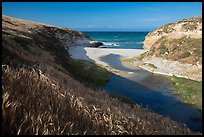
[
  {"xmin": 68, "ymin": 46, "xmax": 148, "ymax": 76},
  {"xmin": 68, "ymin": 46, "xmax": 148, "ymax": 63}
]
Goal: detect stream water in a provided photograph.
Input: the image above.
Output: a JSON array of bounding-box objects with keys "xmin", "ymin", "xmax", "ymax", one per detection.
[{"xmin": 99, "ymin": 54, "xmax": 202, "ymax": 133}]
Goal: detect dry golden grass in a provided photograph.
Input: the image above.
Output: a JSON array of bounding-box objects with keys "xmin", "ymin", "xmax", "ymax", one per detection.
[
  {"xmin": 2, "ymin": 65, "xmax": 195, "ymax": 135},
  {"xmin": 2, "ymin": 65, "xmax": 96, "ymax": 135}
]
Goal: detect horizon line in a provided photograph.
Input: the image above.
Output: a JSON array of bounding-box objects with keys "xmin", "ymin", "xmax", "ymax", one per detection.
[{"xmin": 79, "ymin": 30, "xmax": 151, "ymax": 32}]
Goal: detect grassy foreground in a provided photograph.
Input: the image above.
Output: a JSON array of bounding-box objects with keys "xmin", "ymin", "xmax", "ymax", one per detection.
[
  {"xmin": 2, "ymin": 15, "xmax": 196, "ymax": 135},
  {"xmin": 168, "ymin": 76, "xmax": 202, "ymax": 110},
  {"xmin": 2, "ymin": 65, "xmax": 195, "ymax": 135}
]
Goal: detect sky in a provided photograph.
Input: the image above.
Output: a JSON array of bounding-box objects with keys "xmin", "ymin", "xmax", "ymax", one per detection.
[{"xmin": 2, "ymin": 2, "xmax": 202, "ymax": 31}]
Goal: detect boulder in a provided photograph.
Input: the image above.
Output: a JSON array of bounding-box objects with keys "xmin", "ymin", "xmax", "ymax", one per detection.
[{"xmin": 90, "ymin": 41, "xmax": 104, "ymax": 47}]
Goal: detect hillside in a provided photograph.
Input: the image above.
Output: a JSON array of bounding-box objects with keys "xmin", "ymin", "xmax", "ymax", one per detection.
[
  {"xmin": 143, "ymin": 16, "xmax": 202, "ymax": 65},
  {"xmin": 2, "ymin": 15, "xmax": 195, "ymax": 135},
  {"xmin": 2, "ymin": 15, "xmax": 94, "ymax": 48}
]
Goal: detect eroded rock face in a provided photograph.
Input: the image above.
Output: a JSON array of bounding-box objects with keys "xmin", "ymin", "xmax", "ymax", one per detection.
[{"xmin": 143, "ymin": 16, "xmax": 202, "ymax": 50}]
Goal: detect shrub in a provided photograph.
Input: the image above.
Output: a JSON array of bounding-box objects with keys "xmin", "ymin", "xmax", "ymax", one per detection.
[
  {"xmin": 159, "ymin": 45, "xmax": 168, "ymax": 54},
  {"xmin": 144, "ymin": 63, "xmax": 157, "ymax": 69},
  {"xmin": 179, "ymin": 52, "xmax": 190, "ymax": 59},
  {"xmin": 136, "ymin": 52, "xmax": 148, "ymax": 61},
  {"xmin": 182, "ymin": 23, "xmax": 197, "ymax": 31}
]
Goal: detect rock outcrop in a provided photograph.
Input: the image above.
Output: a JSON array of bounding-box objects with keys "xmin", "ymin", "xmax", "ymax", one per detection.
[{"xmin": 89, "ymin": 41, "xmax": 104, "ymax": 47}]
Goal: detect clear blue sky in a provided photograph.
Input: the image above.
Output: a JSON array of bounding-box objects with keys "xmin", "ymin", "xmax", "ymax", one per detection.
[{"xmin": 2, "ymin": 2, "xmax": 202, "ymax": 31}]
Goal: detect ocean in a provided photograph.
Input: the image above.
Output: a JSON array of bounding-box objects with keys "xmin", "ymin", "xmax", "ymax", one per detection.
[{"xmin": 82, "ymin": 31, "xmax": 149, "ymax": 49}]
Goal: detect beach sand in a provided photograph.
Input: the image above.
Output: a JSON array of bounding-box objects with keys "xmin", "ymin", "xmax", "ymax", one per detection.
[
  {"xmin": 68, "ymin": 46, "xmax": 148, "ymax": 77},
  {"xmin": 68, "ymin": 46, "xmax": 147, "ymax": 67}
]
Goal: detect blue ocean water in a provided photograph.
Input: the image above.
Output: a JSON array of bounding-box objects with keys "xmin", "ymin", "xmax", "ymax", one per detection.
[{"xmin": 82, "ymin": 31, "xmax": 149, "ymax": 49}]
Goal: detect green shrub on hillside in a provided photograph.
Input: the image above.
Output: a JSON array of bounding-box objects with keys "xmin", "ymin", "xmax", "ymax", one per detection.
[
  {"xmin": 179, "ymin": 52, "xmax": 191, "ymax": 59},
  {"xmin": 136, "ymin": 52, "xmax": 148, "ymax": 61},
  {"xmin": 159, "ymin": 45, "xmax": 168, "ymax": 54},
  {"xmin": 182, "ymin": 23, "xmax": 198, "ymax": 31},
  {"xmin": 3, "ymin": 33, "xmax": 31, "ymax": 52}
]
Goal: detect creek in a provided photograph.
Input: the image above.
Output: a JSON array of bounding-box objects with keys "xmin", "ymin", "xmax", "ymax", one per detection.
[{"xmin": 99, "ymin": 54, "xmax": 202, "ymax": 133}]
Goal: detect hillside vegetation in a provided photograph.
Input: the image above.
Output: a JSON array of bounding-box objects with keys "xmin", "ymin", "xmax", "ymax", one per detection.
[
  {"xmin": 143, "ymin": 16, "xmax": 202, "ymax": 65},
  {"xmin": 148, "ymin": 36, "xmax": 202, "ymax": 65},
  {"xmin": 2, "ymin": 15, "xmax": 195, "ymax": 135}
]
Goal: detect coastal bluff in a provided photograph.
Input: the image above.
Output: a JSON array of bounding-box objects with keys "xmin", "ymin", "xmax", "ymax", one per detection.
[
  {"xmin": 143, "ymin": 16, "xmax": 202, "ymax": 50},
  {"xmin": 142, "ymin": 16, "xmax": 202, "ymax": 65},
  {"xmin": 2, "ymin": 15, "xmax": 103, "ymax": 48},
  {"xmin": 139, "ymin": 16, "xmax": 202, "ymax": 81}
]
